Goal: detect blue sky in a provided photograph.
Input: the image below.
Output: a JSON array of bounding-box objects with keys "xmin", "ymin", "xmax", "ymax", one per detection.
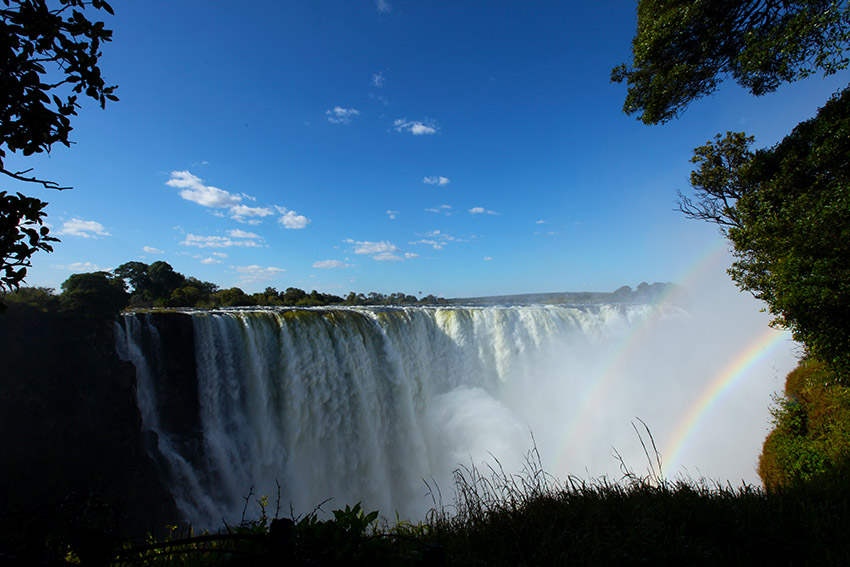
[{"xmin": 9, "ymin": 0, "xmax": 850, "ymax": 297}]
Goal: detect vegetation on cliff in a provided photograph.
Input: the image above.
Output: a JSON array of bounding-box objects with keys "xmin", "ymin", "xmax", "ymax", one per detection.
[{"xmin": 759, "ymin": 359, "xmax": 850, "ymax": 488}]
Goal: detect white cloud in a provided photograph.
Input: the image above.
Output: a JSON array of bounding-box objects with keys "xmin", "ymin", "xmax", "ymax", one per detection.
[
  {"xmin": 425, "ymin": 204, "xmax": 452, "ymax": 215},
  {"xmin": 234, "ymin": 265, "xmax": 286, "ymax": 284},
  {"xmin": 54, "ymin": 262, "xmax": 103, "ymax": 272},
  {"xmin": 230, "ymin": 204, "xmax": 274, "ymax": 223},
  {"xmin": 411, "ymin": 239, "xmax": 443, "ymax": 249},
  {"xmin": 469, "ymin": 206, "xmax": 498, "ymax": 215},
  {"xmin": 313, "ymin": 260, "xmax": 350, "ymax": 269},
  {"xmin": 483, "ymin": 256, "xmax": 493, "ymax": 261},
  {"xmin": 143, "ymin": 246, "xmax": 163, "ymax": 254},
  {"xmin": 180, "ymin": 234, "xmax": 263, "ymax": 248},
  {"xmin": 346, "ymin": 239, "xmax": 398, "ymax": 255},
  {"xmin": 167, "ymin": 170, "xmax": 242, "ymax": 208},
  {"xmin": 200, "ymin": 257, "xmax": 222, "ymax": 264},
  {"xmin": 227, "ymin": 229, "xmax": 260, "ymax": 239},
  {"xmin": 423, "ymin": 176, "xmax": 450, "ymax": 185},
  {"xmin": 536, "ymin": 220, "xmax": 546, "ymax": 224},
  {"xmin": 212, "ymin": 252, "xmax": 228, "ymax": 258},
  {"xmin": 373, "ymin": 252, "xmax": 404, "ymax": 261},
  {"xmin": 59, "ymin": 218, "xmax": 110, "ymax": 238},
  {"xmin": 410, "ymin": 229, "xmax": 465, "ymax": 250},
  {"xmin": 372, "ymin": 72, "xmax": 385, "ymax": 87},
  {"xmin": 393, "ymin": 118, "xmax": 438, "ymax": 135},
  {"xmin": 376, "ymin": 0, "xmax": 390, "ymax": 13},
  {"xmin": 278, "ymin": 209, "xmax": 311, "ymax": 229},
  {"xmin": 344, "ymin": 238, "xmax": 415, "ymax": 261},
  {"xmin": 326, "ymin": 106, "xmax": 360, "ymax": 124},
  {"xmin": 386, "ymin": 209, "xmax": 399, "ymax": 219},
  {"xmin": 166, "ymin": 170, "xmax": 276, "ymax": 224}
]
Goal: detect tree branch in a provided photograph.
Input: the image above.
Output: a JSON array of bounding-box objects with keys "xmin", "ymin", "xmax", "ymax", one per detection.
[{"xmin": 0, "ymin": 168, "xmax": 72, "ymax": 190}]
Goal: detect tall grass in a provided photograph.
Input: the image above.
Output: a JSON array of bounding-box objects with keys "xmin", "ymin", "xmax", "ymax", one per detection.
[{"xmin": 8, "ymin": 435, "xmax": 850, "ymax": 565}]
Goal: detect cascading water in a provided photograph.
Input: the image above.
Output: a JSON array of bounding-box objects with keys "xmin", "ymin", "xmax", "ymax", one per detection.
[{"xmin": 115, "ymin": 300, "xmax": 796, "ymax": 528}]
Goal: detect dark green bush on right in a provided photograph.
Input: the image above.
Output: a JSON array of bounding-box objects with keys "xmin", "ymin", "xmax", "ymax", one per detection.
[{"xmin": 759, "ymin": 359, "xmax": 850, "ymax": 488}]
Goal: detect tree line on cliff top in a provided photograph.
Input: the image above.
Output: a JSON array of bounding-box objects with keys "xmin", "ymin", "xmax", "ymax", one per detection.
[{"xmin": 3, "ymin": 259, "xmax": 450, "ymax": 317}]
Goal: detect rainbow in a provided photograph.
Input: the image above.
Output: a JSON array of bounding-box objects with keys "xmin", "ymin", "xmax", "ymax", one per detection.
[
  {"xmin": 553, "ymin": 239, "xmax": 731, "ymax": 472},
  {"xmin": 552, "ymin": 238, "xmax": 795, "ymax": 478},
  {"xmin": 662, "ymin": 328, "xmax": 789, "ymax": 477}
]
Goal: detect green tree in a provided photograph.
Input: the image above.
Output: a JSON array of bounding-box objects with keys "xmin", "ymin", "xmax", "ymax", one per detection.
[
  {"xmin": 0, "ymin": 0, "xmax": 117, "ymax": 294},
  {"xmin": 612, "ymin": 0, "xmax": 850, "ymax": 124},
  {"xmin": 214, "ymin": 286, "xmax": 254, "ymax": 307},
  {"xmin": 682, "ymin": 87, "xmax": 850, "ymax": 378},
  {"xmin": 147, "ymin": 260, "xmax": 185, "ymax": 302},
  {"xmin": 282, "ymin": 287, "xmax": 306, "ymax": 305},
  {"xmin": 59, "ymin": 270, "xmax": 127, "ymax": 320},
  {"xmin": 114, "ymin": 261, "xmax": 151, "ymax": 299}
]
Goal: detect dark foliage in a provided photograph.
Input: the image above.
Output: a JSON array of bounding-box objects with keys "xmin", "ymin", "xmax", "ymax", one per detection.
[
  {"xmin": 613, "ymin": 0, "xmax": 850, "ymax": 124},
  {"xmin": 0, "ymin": 190, "xmax": 55, "ymax": 298},
  {"xmin": 0, "ymin": 0, "xmax": 116, "ymax": 294}
]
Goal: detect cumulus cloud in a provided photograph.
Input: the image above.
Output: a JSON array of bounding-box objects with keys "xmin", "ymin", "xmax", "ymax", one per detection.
[
  {"xmin": 425, "ymin": 204, "xmax": 452, "ymax": 215},
  {"xmin": 344, "ymin": 238, "xmax": 414, "ymax": 261},
  {"xmin": 200, "ymin": 257, "xmax": 222, "ymax": 264},
  {"xmin": 278, "ymin": 209, "xmax": 311, "ymax": 229},
  {"xmin": 386, "ymin": 209, "xmax": 399, "ymax": 219},
  {"xmin": 483, "ymin": 256, "xmax": 493, "ymax": 261},
  {"xmin": 393, "ymin": 118, "xmax": 438, "ymax": 135},
  {"xmin": 409, "ymin": 229, "xmax": 465, "ymax": 250},
  {"xmin": 423, "ymin": 176, "xmax": 450, "ymax": 185},
  {"xmin": 167, "ymin": 170, "xmax": 241, "ymax": 208},
  {"xmin": 469, "ymin": 206, "xmax": 498, "ymax": 215},
  {"xmin": 372, "ymin": 72, "xmax": 385, "ymax": 87},
  {"xmin": 234, "ymin": 265, "xmax": 286, "ymax": 284},
  {"xmin": 227, "ymin": 229, "xmax": 260, "ymax": 239},
  {"xmin": 346, "ymin": 239, "xmax": 398, "ymax": 255},
  {"xmin": 143, "ymin": 246, "xmax": 163, "ymax": 254},
  {"xmin": 230, "ymin": 204, "xmax": 274, "ymax": 223},
  {"xmin": 54, "ymin": 262, "xmax": 103, "ymax": 272},
  {"xmin": 313, "ymin": 260, "xmax": 350, "ymax": 269},
  {"xmin": 180, "ymin": 234, "xmax": 263, "ymax": 248},
  {"xmin": 166, "ymin": 170, "xmax": 274, "ymax": 224},
  {"xmin": 373, "ymin": 252, "xmax": 404, "ymax": 261},
  {"xmin": 376, "ymin": 0, "xmax": 390, "ymax": 13},
  {"xmin": 59, "ymin": 218, "xmax": 110, "ymax": 238},
  {"xmin": 536, "ymin": 220, "xmax": 546, "ymax": 224},
  {"xmin": 326, "ymin": 106, "xmax": 360, "ymax": 124}
]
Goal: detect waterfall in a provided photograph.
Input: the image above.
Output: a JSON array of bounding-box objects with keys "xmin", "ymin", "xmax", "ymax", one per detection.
[{"xmin": 116, "ymin": 302, "xmax": 793, "ymax": 527}]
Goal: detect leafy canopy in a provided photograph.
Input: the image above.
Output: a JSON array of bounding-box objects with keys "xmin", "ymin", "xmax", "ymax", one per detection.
[
  {"xmin": 0, "ymin": 0, "xmax": 116, "ymax": 295},
  {"xmin": 681, "ymin": 87, "xmax": 850, "ymax": 379},
  {"xmin": 612, "ymin": 0, "xmax": 850, "ymax": 124}
]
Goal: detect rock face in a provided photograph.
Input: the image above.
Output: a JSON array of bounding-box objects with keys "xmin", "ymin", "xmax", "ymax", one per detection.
[
  {"xmin": 0, "ymin": 304, "xmax": 177, "ymax": 544},
  {"xmin": 130, "ymin": 312, "xmax": 201, "ymax": 438}
]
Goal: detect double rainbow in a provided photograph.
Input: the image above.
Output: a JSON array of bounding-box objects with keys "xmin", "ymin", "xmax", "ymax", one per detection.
[{"xmin": 553, "ymin": 239, "xmax": 795, "ymax": 479}]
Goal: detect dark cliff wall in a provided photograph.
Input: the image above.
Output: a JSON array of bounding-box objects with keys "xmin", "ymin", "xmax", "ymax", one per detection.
[
  {"xmin": 135, "ymin": 312, "xmax": 200, "ymax": 438},
  {"xmin": 0, "ymin": 305, "xmax": 178, "ymax": 544}
]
